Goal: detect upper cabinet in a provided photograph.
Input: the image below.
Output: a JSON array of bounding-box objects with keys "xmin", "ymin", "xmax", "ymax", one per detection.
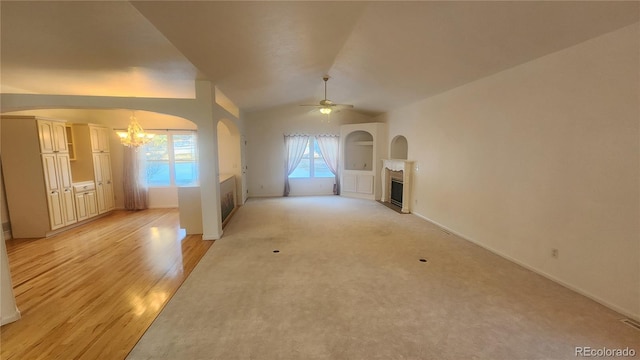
[
  {"xmin": 90, "ymin": 126, "xmax": 110, "ymax": 153},
  {"xmin": 37, "ymin": 119, "xmax": 69, "ymax": 153}
]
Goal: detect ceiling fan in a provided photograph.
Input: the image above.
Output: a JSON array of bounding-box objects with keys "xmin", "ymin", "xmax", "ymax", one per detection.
[{"xmin": 300, "ymin": 76, "xmax": 353, "ymax": 115}]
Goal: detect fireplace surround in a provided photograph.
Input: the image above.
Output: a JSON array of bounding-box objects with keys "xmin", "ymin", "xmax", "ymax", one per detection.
[{"xmin": 381, "ymin": 159, "xmax": 414, "ymax": 213}]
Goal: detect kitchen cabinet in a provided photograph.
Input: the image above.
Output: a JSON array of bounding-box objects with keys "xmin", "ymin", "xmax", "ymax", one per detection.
[
  {"xmin": 1, "ymin": 116, "xmax": 77, "ymax": 237},
  {"xmin": 72, "ymin": 124, "xmax": 115, "ymax": 214}
]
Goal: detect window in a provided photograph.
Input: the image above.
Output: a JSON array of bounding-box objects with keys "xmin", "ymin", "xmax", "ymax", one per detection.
[
  {"xmin": 143, "ymin": 131, "xmax": 198, "ymax": 186},
  {"xmin": 289, "ymin": 137, "xmax": 334, "ymax": 178}
]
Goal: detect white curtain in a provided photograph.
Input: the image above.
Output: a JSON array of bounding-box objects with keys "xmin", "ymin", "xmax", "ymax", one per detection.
[
  {"xmin": 284, "ymin": 134, "xmax": 309, "ymax": 196},
  {"xmin": 123, "ymin": 147, "xmax": 148, "ymax": 210},
  {"xmin": 316, "ymin": 135, "xmax": 340, "ymax": 195}
]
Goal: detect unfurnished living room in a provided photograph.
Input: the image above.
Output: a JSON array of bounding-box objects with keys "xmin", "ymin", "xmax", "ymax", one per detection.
[{"xmin": 1, "ymin": 1, "xmax": 639, "ymax": 360}]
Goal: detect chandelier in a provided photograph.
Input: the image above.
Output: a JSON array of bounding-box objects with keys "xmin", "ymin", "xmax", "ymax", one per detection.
[{"xmin": 116, "ymin": 113, "xmax": 155, "ymax": 148}]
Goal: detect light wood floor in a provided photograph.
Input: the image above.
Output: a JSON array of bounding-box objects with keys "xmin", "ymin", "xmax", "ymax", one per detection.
[{"xmin": 1, "ymin": 209, "xmax": 213, "ymax": 360}]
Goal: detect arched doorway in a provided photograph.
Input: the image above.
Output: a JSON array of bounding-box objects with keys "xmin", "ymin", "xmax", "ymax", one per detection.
[
  {"xmin": 1, "ymin": 108, "xmax": 199, "ymax": 210},
  {"xmin": 217, "ymin": 119, "xmax": 243, "ymax": 225}
]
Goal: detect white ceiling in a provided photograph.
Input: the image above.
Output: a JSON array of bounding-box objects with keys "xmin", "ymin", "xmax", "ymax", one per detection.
[{"xmin": 1, "ymin": 1, "xmax": 638, "ymax": 115}]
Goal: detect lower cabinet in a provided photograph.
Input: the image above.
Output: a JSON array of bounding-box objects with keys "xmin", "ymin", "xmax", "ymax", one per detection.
[
  {"xmin": 42, "ymin": 153, "xmax": 77, "ymax": 230},
  {"xmin": 73, "ymin": 182, "xmax": 99, "ymax": 222},
  {"xmin": 342, "ymin": 172, "xmax": 374, "ymax": 195}
]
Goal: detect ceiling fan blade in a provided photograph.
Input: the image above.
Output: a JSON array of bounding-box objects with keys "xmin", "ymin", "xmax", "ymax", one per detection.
[{"xmin": 298, "ymin": 76, "xmax": 354, "ymax": 112}]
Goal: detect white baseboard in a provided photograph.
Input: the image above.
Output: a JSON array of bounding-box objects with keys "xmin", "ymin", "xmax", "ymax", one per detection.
[
  {"xmin": 3, "ymin": 230, "xmax": 11, "ymax": 241},
  {"xmin": 412, "ymin": 211, "xmax": 640, "ymax": 322},
  {"xmin": 249, "ymin": 193, "xmax": 283, "ymax": 198},
  {"xmin": 1, "ymin": 307, "xmax": 21, "ymax": 326},
  {"xmin": 202, "ymin": 231, "xmax": 222, "ymax": 241}
]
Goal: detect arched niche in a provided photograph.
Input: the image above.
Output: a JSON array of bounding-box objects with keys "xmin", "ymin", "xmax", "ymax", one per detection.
[
  {"xmin": 344, "ymin": 130, "xmax": 374, "ymax": 170},
  {"xmin": 390, "ymin": 135, "xmax": 408, "ymax": 160}
]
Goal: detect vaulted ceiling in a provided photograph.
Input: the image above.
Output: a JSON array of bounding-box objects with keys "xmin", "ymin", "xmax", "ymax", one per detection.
[{"xmin": 1, "ymin": 1, "xmax": 638, "ymax": 116}]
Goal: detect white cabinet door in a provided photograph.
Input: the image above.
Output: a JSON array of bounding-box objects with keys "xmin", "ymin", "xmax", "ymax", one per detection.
[
  {"xmin": 93, "ymin": 153, "xmax": 115, "ymax": 214},
  {"xmin": 38, "ymin": 121, "xmax": 56, "ymax": 153},
  {"xmin": 75, "ymin": 192, "xmax": 88, "ymax": 221},
  {"xmin": 42, "ymin": 154, "xmax": 65, "ymax": 229},
  {"xmin": 342, "ymin": 173, "xmax": 373, "ymax": 195},
  {"xmin": 61, "ymin": 187, "xmax": 77, "ymax": 226},
  {"xmin": 94, "ymin": 153, "xmax": 106, "ymax": 214},
  {"xmin": 47, "ymin": 188, "xmax": 65, "ymax": 230},
  {"xmin": 356, "ymin": 174, "xmax": 374, "ymax": 195},
  {"xmin": 343, "ymin": 174, "xmax": 357, "ymax": 193},
  {"xmin": 42, "ymin": 154, "xmax": 61, "ymax": 193},
  {"xmin": 90, "ymin": 126, "xmax": 110, "ymax": 153},
  {"xmin": 85, "ymin": 191, "xmax": 99, "ymax": 218},
  {"xmin": 52, "ymin": 121, "xmax": 69, "ymax": 153},
  {"xmin": 75, "ymin": 190, "xmax": 99, "ymax": 222},
  {"xmin": 57, "ymin": 153, "xmax": 73, "ymax": 189},
  {"xmin": 57, "ymin": 153, "xmax": 76, "ymax": 226},
  {"xmin": 100, "ymin": 154, "xmax": 115, "ymax": 212},
  {"xmin": 38, "ymin": 120, "xmax": 68, "ymax": 153}
]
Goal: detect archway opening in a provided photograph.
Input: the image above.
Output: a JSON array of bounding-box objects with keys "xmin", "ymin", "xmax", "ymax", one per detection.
[
  {"xmin": 0, "ymin": 107, "xmax": 199, "ymax": 210},
  {"xmin": 217, "ymin": 119, "xmax": 242, "ymax": 226}
]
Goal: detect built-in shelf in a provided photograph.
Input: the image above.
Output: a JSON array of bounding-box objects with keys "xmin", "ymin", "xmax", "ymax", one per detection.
[
  {"xmin": 340, "ymin": 123, "xmax": 387, "ymax": 200},
  {"xmin": 65, "ymin": 125, "xmax": 76, "ymax": 161}
]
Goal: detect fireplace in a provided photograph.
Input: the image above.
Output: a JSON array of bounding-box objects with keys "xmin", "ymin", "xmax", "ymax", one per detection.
[
  {"xmin": 381, "ymin": 159, "xmax": 414, "ymax": 213},
  {"xmin": 390, "ymin": 179, "xmax": 403, "ymax": 207}
]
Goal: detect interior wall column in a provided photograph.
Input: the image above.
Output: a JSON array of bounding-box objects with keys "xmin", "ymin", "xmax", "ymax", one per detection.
[
  {"xmin": 193, "ymin": 81, "xmax": 223, "ymax": 240},
  {"xmin": 1, "ymin": 227, "xmax": 20, "ymax": 325}
]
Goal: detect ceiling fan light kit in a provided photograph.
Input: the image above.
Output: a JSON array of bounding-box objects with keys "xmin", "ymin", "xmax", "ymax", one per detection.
[{"xmin": 300, "ymin": 75, "xmax": 353, "ymax": 115}]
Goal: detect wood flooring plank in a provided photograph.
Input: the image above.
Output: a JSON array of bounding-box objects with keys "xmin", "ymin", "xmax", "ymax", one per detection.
[{"xmin": 0, "ymin": 209, "xmax": 213, "ymax": 360}]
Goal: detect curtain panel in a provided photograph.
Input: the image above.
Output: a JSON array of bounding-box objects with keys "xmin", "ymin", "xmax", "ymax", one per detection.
[
  {"xmin": 283, "ymin": 134, "xmax": 309, "ymax": 196},
  {"xmin": 123, "ymin": 147, "xmax": 148, "ymax": 210},
  {"xmin": 316, "ymin": 135, "xmax": 340, "ymax": 195}
]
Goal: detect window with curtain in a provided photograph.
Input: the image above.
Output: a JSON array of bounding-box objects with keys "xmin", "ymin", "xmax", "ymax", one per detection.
[
  {"xmin": 289, "ymin": 136, "xmax": 334, "ymax": 178},
  {"xmin": 142, "ymin": 131, "xmax": 198, "ymax": 187}
]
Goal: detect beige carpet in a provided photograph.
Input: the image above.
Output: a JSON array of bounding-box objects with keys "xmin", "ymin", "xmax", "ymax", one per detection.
[{"xmin": 128, "ymin": 196, "xmax": 639, "ymax": 360}]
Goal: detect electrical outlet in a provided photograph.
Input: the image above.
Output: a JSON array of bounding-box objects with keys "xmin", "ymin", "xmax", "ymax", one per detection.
[{"xmin": 551, "ymin": 248, "xmax": 559, "ymax": 259}]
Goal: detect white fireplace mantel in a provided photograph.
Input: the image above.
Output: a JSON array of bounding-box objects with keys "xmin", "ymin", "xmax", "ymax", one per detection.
[{"xmin": 381, "ymin": 159, "xmax": 414, "ymax": 213}]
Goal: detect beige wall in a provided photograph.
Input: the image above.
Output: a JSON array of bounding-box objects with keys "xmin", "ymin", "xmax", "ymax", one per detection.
[
  {"xmin": 0, "ymin": 132, "xmax": 19, "ymax": 324},
  {"xmin": 245, "ymin": 106, "xmax": 373, "ymax": 197},
  {"xmin": 377, "ymin": 23, "xmax": 640, "ymax": 318},
  {"xmin": 0, "ymin": 158, "xmax": 9, "ymax": 231}
]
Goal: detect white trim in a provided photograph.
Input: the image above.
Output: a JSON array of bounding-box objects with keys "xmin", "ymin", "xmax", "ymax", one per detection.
[
  {"xmin": 0, "ymin": 308, "xmax": 21, "ymax": 326},
  {"xmin": 412, "ymin": 211, "xmax": 640, "ymax": 322},
  {"xmin": 250, "ymin": 193, "xmax": 284, "ymax": 198},
  {"xmin": 3, "ymin": 230, "xmax": 11, "ymax": 241},
  {"xmin": 202, "ymin": 230, "xmax": 222, "ymax": 241}
]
